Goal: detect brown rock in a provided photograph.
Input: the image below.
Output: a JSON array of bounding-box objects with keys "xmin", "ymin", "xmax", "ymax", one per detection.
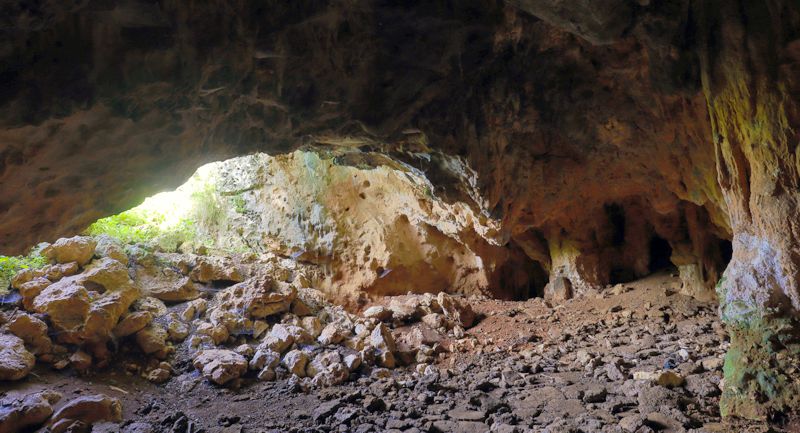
[
  {"xmin": 135, "ymin": 325, "xmax": 169, "ymax": 356},
  {"xmin": 44, "ymin": 262, "xmax": 80, "ymax": 281},
  {"xmin": 190, "ymin": 256, "xmax": 245, "ymax": 283},
  {"xmin": 32, "ymin": 258, "xmax": 139, "ymax": 345},
  {"xmin": 18, "ymin": 277, "xmax": 51, "ymax": 310},
  {"xmin": 69, "ymin": 350, "xmax": 92, "ymax": 370},
  {"xmin": 43, "ymin": 236, "xmax": 97, "ymax": 266},
  {"xmin": 48, "ymin": 394, "xmax": 122, "ymax": 433},
  {"xmin": 193, "ymin": 349, "xmax": 248, "ymax": 385},
  {"xmin": 5, "ymin": 312, "xmax": 52, "ymax": 355},
  {"xmin": 0, "ymin": 334, "xmax": 36, "ymax": 381},
  {"xmin": 113, "ymin": 311, "xmax": 153, "ymax": 338},
  {"xmin": 438, "ymin": 293, "xmax": 475, "ymax": 328},
  {"xmin": 0, "ymin": 391, "xmax": 62, "ymax": 433}
]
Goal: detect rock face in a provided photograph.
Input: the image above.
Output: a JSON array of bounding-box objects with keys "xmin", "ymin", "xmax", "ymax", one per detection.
[{"xmin": 1, "ymin": 0, "xmax": 799, "ymax": 420}]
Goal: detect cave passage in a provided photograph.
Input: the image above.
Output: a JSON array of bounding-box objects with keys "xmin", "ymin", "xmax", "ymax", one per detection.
[{"xmin": 648, "ymin": 235, "xmax": 674, "ymax": 273}]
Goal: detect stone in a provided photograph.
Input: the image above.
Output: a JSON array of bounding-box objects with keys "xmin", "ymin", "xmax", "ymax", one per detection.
[
  {"xmin": 4, "ymin": 312, "xmax": 52, "ymax": 355},
  {"xmin": 181, "ymin": 298, "xmax": 208, "ymax": 321},
  {"xmin": 344, "ymin": 353, "xmax": 362, "ymax": 371},
  {"xmin": 0, "ymin": 334, "xmax": 35, "ymax": 381},
  {"xmin": 148, "ymin": 276, "xmax": 201, "ymax": 302},
  {"xmin": 438, "ymin": 293, "xmax": 475, "ymax": 328},
  {"xmin": 369, "ymin": 323, "xmax": 397, "ymax": 352},
  {"xmin": 11, "ymin": 268, "xmax": 46, "ymax": 291},
  {"xmin": 32, "ymin": 257, "xmax": 139, "ymax": 345},
  {"xmin": 190, "ymin": 256, "xmax": 245, "ymax": 283},
  {"xmin": 48, "ymin": 394, "xmax": 122, "ymax": 432},
  {"xmin": 213, "ymin": 276, "xmax": 296, "ymax": 319},
  {"xmin": 70, "ymin": 350, "xmax": 93, "ymax": 370},
  {"xmin": 282, "ymin": 349, "xmax": 309, "ymax": 377},
  {"xmin": 193, "ymin": 350, "xmax": 248, "ymax": 385},
  {"xmin": 43, "ymin": 236, "xmax": 97, "ymax": 266},
  {"xmin": 135, "ymin": 325, "xmax": 169, "ymax": 356},
  {"xmin": 300, "ymin": 316, "xmax": 323, "ymax": 338},
  {"xmin": 363, "ymin": 305, "xmax": 392, "ymax": 321},
  {"xmin": 18, "ymin": 277, "xmax": 51, "ymax": 310},
  {"xmin": 318, "ymin": 323, "xmax": 346, "ymax": 345},
  {"xmin": 166, "ymin": 318, "xmax": 190, "ymax": 341},
  {"xmin": 249, "ymin": 349, "xmax": 280, "ymax": 371},
  {"xmin": 44, "ymin": 262, "xmax": 80, "ymax": 281},
  {"xmin": 94, "ymin": 235, "xmax": 129, "ymax": 265},
  {"xmin": 259, "ymin": 324, "xmax": 295, "ymax": 354},
  {"xmin": 0, "ymin": 391, "xmax": 62, "ymax": 433},
  {"xmin": 544, "ymin": 277, "xmax": 573, "ymax": 302},
  {"xmin": 113, "ymin": 311, "xmax": 153, "ymax": 338},
  {"xmin": 656, "ymin": 371, "xmax": 684, "ymax": 388},
  {"xmin": 306, "ymin": 351, "xmax": 342, "ymax": 377}
]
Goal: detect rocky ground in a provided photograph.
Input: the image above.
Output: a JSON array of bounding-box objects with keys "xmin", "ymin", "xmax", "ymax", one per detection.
[{"xmin": 0, "ymin": 237, "xmax": 791, "ymax": 432}]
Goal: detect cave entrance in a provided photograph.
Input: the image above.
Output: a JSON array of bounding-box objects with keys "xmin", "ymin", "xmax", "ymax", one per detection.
[
  {"xmin": 494, "ymin": 249, "xmax": 548, "ymax": 301},
  {"xmin": 648, "ymin": 235, "xmax": 674, "ymax": 273}
]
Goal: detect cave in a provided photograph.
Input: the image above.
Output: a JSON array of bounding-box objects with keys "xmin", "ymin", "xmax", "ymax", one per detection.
[
  {"xmin": 1, "ymin": 0, "xmax": 800, "ymax": 431},
  {"xmin": 648, "ymin": 236, "xmax": 674, "ymax": 274}
]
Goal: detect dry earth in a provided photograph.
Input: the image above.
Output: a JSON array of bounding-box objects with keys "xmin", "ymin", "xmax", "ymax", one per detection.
[{"xmin": 1, "ymin": 273, "xmax": 789, "ymax": 433}]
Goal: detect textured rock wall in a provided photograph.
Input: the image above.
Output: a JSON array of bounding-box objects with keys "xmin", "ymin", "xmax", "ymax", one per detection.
[{"xmin": 1, "ymin": 0, "xmax": 800, "ymax": 419}]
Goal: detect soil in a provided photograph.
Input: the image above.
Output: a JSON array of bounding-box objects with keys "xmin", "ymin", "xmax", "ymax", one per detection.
[{"xmin": 1, "ymin": 273, "xmax": 789, "ymax": 433}]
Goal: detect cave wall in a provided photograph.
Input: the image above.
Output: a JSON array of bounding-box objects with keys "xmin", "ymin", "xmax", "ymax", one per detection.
[{"xmin": 2, "ymin": 0, "xmax": 800, "ymax": 419}]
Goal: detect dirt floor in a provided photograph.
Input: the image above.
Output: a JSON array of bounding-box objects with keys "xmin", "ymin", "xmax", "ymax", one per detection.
[{"xmin": 1, "ymin": 273, "xmax": 791, "ymax": 433}]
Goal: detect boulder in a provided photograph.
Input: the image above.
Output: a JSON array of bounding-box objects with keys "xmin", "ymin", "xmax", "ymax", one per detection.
[
  {"xmin": 48, "ymin": 394, "xmax": 122, "ymax": 433},
  {"xmin": 32, "ymin": 258, "xmax": 139, "ymax": 345},
  {"xmin": 363, "ymin": 306, "xmax": 392, "ymax": 321},
  {"xmin": 18, "ymin": 277, "xmax": 51, "ymax": 310},
  {"xmin": 11, "ymin": 268, "xmax": 46, "ymax": 290},
  {"xmin": 193, "ymin": 349, "xmax": 248, "ymax": 385},
  {"xmin": 4, "ymin": 312, "xmax": 52, "ymax": 355},
  {"xmin": 369, "ymin": 323, "xmax": 397, "ymax": 352},
  {"xmin": 43, "ymin": 236, "xmax": 97, "ymax": 266},
  {"xmin": 249, "ymin": 349, "xmax": 280, "ymax": 371},
  {"xmin": 0, "ymin": 391, "xmax": 62, "ymax": 433},
  {"xmin": 0, "ymin": 334, "xmax": 35, "ymax": 381},
  {"xmin": 135, "ymin": 325, "xmax": 169, "ymax": 356},
  {"xmin": 113, "ymin": 311, "xmax": 153, "ymax": 338},
  {"xmin": 214, "ymin": 275, "xmax": 296, "ymax": 320},
  {"xmin": 282, "ymin": 349, "xmax": 309, "ymax": 377},
  {"xmin": 318, "ymin": 323, "xmax": 347, "ymax": 345},
  {"xmin": 94, "ymin": 235, "xmax": 129, "ymax": 265},
  {"xmin": 438, "ymin": 293, "xmax": 476, "ymax": 328},
  {"xmin": 190, "ymin": 256, "xmax": 245, "ymax": 283},
  {"xmin": 259, "ymin": 324, "xmax": 294, "ymax": 354},
  {"xmin": 136, "ymin": 264, "xmax": 200, "ymax": 302},
  {"xmin": 43, "ymin": 262, "xmax": 80, "ymax": 281}
]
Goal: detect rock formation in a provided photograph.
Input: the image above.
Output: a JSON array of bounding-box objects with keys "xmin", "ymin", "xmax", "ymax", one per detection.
[{"xmin": 0, "ymin": 0, "xmax": 799, "ymax": 421}]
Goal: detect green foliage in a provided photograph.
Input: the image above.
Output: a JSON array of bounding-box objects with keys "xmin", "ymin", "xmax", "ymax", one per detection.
[
  {"xmin": 86, "ymin": 210, "xmax": 158, "ymax": 244},
  {"xmin": 0, "ymin": 251, "xmax": 47, "ymax": 294},
  {"xmin": 231, "ymin": 194, "xmax": 248, "ymax": 214}
]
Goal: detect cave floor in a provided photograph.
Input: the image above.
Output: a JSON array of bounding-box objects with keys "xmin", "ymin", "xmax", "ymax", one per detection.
[{"xmin": 1, "ymin": 273, "xmax": 782, "ymax": 433}]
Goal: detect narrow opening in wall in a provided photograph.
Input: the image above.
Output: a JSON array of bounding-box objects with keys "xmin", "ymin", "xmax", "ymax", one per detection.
[
  {"xmin": 605, "ymin": 203, "xmax": 626, "ymax": 246},
  {"xmin": 493, "ymin": 246, "xmax": 548, "ymax": 301},
  {"xmin": 648, "ymin": 235, "xmax": 674, "ymax": 273},
  {"xmin": 717, "ymin": 238, "xmax": 733, "ymax": 275}
]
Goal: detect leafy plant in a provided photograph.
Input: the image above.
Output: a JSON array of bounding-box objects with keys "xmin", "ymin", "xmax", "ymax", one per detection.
[{"xmin": 0, "ymin": 251, "xmax": 48, "ymax": 294}]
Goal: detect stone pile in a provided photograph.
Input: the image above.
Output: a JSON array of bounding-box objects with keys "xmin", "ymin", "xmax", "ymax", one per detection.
[{"xmin": 0, "ymin": 235, "xmax": 477, "ymax": 393}]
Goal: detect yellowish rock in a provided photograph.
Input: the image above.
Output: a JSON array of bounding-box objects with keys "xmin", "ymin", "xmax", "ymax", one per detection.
[
  {"xmin": 43, "ymin": 236, "xmax": 97, "ymax": 266},
  {"xmin": 0, "ymin": 334, "xmax": 35, "ymax": 381},
  {"xmin": 113, "ymin": 311, "xmax": 153, "ymax": 338}
]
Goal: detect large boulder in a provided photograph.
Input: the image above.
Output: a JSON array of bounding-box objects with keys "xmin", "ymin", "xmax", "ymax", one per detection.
[
  {"xmin": 48, "ymin": 394, "xmax": 122, "ymax": 433},
  {"xmin": 42, "ymin": 236, "xmax": 97, "ymax": 266},
  {"xmin": 214, "ymin": 275, "xmax": 296, "ymax": 320},
  {"xmin": 193, "ymin": 349, "xmax": 248, "ymax": 385},
  {"xmin": 135, "ymin": 265, "xmax": 201, "ymax": 302},
  {"xmin": 31, "ymin": 258, "xmax": 139, "ymax": 345},
  {"xmin": 0, "ymin": 391, "xmax": 62, "ymax": 433},
  {"xmin": 4, "ymin": 312, "xmax": 52, "ymax": 355},
  {"xmin": 0, "ymin": 334, "xmax": 35, "ymax": 381}
]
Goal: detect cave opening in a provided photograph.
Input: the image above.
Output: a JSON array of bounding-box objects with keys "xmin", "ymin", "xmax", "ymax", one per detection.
[
  {"xmin": 648, "ymin": 235, "xmax": 674, "ymax": 273},
  {"xmin": 494, "ymin": 255, "xmax": 549, "ymax": 301}
]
